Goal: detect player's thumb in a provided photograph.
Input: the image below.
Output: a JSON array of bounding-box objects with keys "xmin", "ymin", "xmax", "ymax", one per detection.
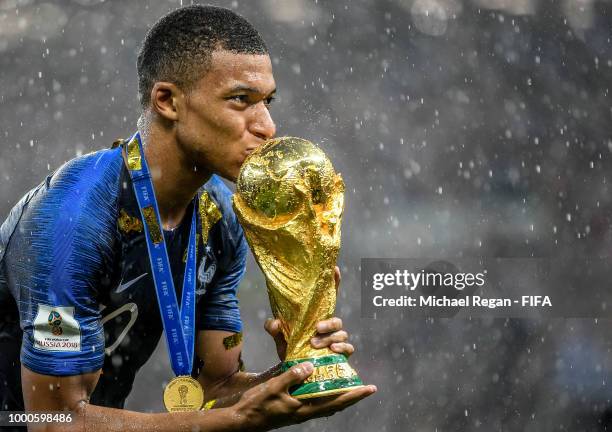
[
  {"xmin": 265, "ymin": 318, "xmax": 286, "ymax": 348},
  {"xmin": 275, "ymin": 362, "xmax": 314, "ymax": 392},
  {"xmin": 264, "ymin": 318, "xmax": 281, "ymax": 337}
]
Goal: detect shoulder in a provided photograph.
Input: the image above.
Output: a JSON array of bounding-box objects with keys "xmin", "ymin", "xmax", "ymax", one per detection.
[
  {"xmin": 48, "ymin": 147, "xmax": 123, "ymax": 192},
  {"xmin": 202, "ymin": 175, "xmax": 235, "ymax": 218},
  {"xmin": 29, "ymin": 147, "xmax": 123, "ymax": 230},
  {"xmin": 202, "ymin": 175, "xmax": 244, "ymax": 249},
  {"xmin": 2, "ymin": 147, "xmax": 123, "ymax": 248},
  {"xmin": 8, "ymin": 147, "xmax": 124, "ymax": 261}
]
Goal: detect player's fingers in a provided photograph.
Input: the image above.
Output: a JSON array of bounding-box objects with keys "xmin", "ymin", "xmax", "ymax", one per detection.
[
  {"xmin": 330, "ymin": 342, "xmax": 355, "ymax": 356},
  {"xmin": 334, "ymin": 266, "xmax": 341, "ymax": 294},
  {"xmin": 299, "ymin": 385, "xmax": 377, "ymax": 418},
  {"xmin": 270, "ymin": 362, "xmax": 314, "ymax": 393},
  {"xmin": 265, "ymin": 318, "xmax": 288, "ymax": 358},
  {"xmin": 311, "ymin": 330, "xmax": 348, "ymax": 348},
  {"xmin": 315, "ymin": 317, "xmax": 342, "ymax": 334},
  {"xmin": 264, "ymin": 318, "xmax": 282, "ymax": 337}
]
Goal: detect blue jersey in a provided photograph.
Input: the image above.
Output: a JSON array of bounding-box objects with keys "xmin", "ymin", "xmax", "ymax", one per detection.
[{"xmin": 0, "ymin": 144, "xmax": 247, "ymax": 408}]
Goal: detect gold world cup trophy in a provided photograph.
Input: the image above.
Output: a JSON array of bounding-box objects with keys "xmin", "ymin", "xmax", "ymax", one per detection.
[{"xmin": 233, "ymin": 137, "xmax": 364, "ymax": 399}]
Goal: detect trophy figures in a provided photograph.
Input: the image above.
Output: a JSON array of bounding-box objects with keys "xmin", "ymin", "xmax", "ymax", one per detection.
[{"xmin": 233, "ymin": 137, "xmax": 364, "ymax": 399}]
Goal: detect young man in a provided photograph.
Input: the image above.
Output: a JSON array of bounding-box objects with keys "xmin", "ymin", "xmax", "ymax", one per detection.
[{"xmin": 0, "ymin": 5, "xmax": 375, "ymax": 431}]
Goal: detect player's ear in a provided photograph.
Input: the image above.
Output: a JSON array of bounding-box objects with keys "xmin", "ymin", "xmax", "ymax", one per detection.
[{"xmin": 150, "ymin": 81, "xmax": 181, "ymax": 122}]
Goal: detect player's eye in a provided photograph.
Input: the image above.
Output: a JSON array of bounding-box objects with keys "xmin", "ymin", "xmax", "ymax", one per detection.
[
  {"xmin": 228, "ymin": 94, "xmax": 249, "ymax": 104},
  {"xmin": 264, "ymin": 96, "xmax": 276, "ymax": 108}
]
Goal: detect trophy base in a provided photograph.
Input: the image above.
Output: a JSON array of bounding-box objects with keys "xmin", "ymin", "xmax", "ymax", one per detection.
[{"xmin": 281, "ymin": 354, "xmax": 364, "ymax": 399}]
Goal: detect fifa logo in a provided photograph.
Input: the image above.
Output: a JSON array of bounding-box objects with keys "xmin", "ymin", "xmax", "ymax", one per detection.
[{"xmin": 47, "ymin": 310, "xmax": 63, "ymax": 336}]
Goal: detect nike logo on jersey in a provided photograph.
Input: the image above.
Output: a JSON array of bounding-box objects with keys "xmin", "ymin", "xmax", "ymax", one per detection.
[{"xmin": 115, "ymin": 273, "xmax": 148, "ymax": 293}]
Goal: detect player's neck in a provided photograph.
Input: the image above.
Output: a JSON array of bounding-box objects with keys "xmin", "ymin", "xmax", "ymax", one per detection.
[{"xmin": 140, "ymin": 126, "xmax": 211, "ymax": 231}]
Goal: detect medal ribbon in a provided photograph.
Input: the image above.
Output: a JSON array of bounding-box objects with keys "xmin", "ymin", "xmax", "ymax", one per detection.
[{"xmin": 125, "ymin": 131, "xmax": 197, "ymax": 376}]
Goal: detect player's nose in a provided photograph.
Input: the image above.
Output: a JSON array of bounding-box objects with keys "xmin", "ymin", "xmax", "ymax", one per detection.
[{"xmin": 249, "ymin": 103, "xmax": 276, "ymax": 141}]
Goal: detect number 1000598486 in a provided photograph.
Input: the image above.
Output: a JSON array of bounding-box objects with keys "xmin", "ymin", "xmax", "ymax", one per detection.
[{"xmin": 4, "ymin": 412, "xmax": 73, "ymax": 426}]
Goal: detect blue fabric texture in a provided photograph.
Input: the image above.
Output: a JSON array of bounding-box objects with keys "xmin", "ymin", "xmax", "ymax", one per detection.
[
  {"xmin": 16, "ymin": 148, "xmax": 122, "ymax": 375},
  {"xmin": 0, "ymin": 146, "xmax": 246, "ymax": 379}
]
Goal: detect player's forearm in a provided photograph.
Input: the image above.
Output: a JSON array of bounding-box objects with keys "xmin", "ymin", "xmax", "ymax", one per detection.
[
  {"xmin": 37, "ymin": 402, "xmax": 244, "ymax": 432},
  {"xmin": 203, "ymin": 363, "xmax": 282, "ymax": 407}
]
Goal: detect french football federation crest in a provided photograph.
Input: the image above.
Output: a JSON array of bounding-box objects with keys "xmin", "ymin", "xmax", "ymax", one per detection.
[
  {"xmin": 196, "ymin": 248, "xmax": 217, "ymax": 294},
  {"xmin": 197, "ymin": 256, "xmax": 216, "ymax": 286}
]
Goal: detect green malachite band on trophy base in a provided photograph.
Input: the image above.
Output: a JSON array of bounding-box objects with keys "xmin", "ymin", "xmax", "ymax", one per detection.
[{"xmin": 281, "ymin": 354, "xmax": 364, "ymax": 399}]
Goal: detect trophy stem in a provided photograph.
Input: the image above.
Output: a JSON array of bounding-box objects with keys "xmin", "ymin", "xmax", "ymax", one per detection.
[{"xmin": 281, "ymin": 354, "xmax": 364, "ymax": 399}]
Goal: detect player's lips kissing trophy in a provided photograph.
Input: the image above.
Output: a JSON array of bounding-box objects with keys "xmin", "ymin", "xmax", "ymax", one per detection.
[{"xmin": 233, "ymin": 137, "xmax": 364, "ymax": 399}]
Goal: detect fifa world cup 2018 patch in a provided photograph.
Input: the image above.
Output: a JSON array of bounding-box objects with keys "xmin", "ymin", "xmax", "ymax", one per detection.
[{"xmin": 33, "ymin": 304, "xmax": 81, "ymax": 352}]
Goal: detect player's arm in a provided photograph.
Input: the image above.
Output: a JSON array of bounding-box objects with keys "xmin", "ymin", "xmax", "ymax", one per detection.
[
  {"xmin": 22, "ymin": 262, "xmax": 367, "ymax": 432},
  {"xmin": 21, "ymin": 366, "xmax": 245, "ymax": 432},
  {"xmin": 22, "ymin": 360, "xmax": 373, "ymax": 432},
  {"xmin": 195, "ymin": 329, "xmax": 275, "ymax": 408}
]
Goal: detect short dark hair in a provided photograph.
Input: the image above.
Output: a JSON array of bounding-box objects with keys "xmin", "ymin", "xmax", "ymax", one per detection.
[{"xmin": 137, "ymin": 5, "xmax": 268, "ymax": 108}]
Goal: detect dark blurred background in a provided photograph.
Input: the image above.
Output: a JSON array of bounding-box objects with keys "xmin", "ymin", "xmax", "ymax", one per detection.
[{"xmin": 2, "ymin": 0, "xmax": 612, "ymax": 430}]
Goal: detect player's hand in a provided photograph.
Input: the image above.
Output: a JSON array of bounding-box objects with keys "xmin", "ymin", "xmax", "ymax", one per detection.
[
  {"xmin": 264, "ymin": 267, "xmax": 354, "ymax": 360},
  {"xmin": 232, "ymin": 362, "xmax": 376, "ymax": 431}
]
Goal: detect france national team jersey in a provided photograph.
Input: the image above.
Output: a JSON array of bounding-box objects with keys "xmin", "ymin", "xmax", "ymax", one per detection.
[{"xmin": 0, "ymin": 143, "xmax": 247, "ymax": 409}]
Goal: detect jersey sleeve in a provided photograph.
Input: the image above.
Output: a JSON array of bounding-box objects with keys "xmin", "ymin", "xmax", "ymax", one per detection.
[
  {"xmin": 198, "ymin": 176, "xmax": 246, "ymax": 333},
  {"xmin": 199, "ymin": 234, "xmax": 246, "ymax": 333},
  {"xmin": 3, "ymin": 148, "xmax": 122, "ymax": 376}
]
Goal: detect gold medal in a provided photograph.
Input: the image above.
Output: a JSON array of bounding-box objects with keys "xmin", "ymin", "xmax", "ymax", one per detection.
[{"xmin": 163, "ymin": 376, "xmax": 204, "ymax": 412}]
